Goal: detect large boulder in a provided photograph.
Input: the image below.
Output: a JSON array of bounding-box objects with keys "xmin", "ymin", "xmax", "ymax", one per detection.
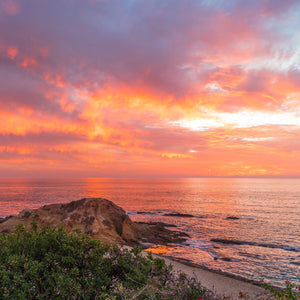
[{"xmin": 0, "ymin": 198, "xmax": 188, "ymax": 246}]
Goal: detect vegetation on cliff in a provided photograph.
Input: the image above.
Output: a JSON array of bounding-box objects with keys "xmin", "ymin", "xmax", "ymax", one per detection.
[{"xmin": 0, "ymin": 223, "xmax": 205, "ymax": 299}]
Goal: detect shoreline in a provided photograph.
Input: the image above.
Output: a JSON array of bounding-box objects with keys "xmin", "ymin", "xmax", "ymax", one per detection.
[
  {"xmin": 147, "ymin": 251, "xmax": 271, "ymax": 300},
  {"xmin": 161, "ymin": 255, "xmax": 264, "ymax": 287}
]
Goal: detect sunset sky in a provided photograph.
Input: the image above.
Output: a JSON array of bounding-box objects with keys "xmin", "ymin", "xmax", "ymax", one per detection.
[{"xmin": 1, "ymin": 0, "xmax": 300, "ymax": 177}]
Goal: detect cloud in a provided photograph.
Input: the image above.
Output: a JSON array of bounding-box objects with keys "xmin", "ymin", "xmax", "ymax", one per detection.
[
  {"xmin": 0, "ymin": 0, "xmax": 20, "ymax": 15},
  {"xmin": 0, "ymin": 0, "xmax": 300, "ymax": 176}
]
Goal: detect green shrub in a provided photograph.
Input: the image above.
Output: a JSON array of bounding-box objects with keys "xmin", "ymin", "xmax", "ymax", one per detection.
[
  {"xmin": 260, "ymin": 279, "xmax": 300, "ymax": 300},
  {"xmin": 0, "ymin": 223, "xmax": 206, "ymax": 299}
]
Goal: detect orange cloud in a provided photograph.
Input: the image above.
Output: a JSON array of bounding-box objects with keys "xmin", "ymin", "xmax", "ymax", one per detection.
[{"xmin": 7, "ymin": 47, "xmax": 18, "ymax": 59}]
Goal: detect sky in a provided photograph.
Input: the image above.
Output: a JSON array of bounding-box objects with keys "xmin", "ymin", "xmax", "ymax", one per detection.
[{"xmin": 1, "ymin": 0, "xmax": 300, "ymax": 177}]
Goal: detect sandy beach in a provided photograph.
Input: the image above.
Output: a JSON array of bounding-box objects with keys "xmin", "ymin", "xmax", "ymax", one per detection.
[{"xmin": 148, "ymin": 252, "xmax": 271, "ymax": 300}]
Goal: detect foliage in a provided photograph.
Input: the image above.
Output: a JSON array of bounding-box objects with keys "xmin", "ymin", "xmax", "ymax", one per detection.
[
  {"xmin": 260, "ymin": 279, "xmax": 300, "ymax": 300},
  {"xmin": 0, "ymin": 223, "xmax": 206, "ymax": 299}
]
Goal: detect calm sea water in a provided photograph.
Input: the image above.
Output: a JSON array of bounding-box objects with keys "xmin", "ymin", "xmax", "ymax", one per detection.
[{"xmin": 0, "ymin": 177, "xmax": 299, "ymax": 287}]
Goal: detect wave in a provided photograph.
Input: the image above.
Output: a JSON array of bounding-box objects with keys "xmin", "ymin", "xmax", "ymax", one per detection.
[
  {"xmin": 211, "ymin": 238, "xmax": 300, "ymax": 252},
  {"xmin": 206, "ymin": 251, "xmax": 239, "ymax": 262},
  {"xmin": 183, "ymin": 240, "xmax": 240, "ymax": 261},
  {"xmin": 183, "ymin": 239, "xmax": 212, "ymax": 250},
  {"xmin": 238, "ymin": 251, "xmax": 262, "ymax": 260}
]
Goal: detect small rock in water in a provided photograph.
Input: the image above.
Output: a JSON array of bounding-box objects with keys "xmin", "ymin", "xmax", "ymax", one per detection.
[
  {"xmin": 226, "ymin": 216, "xmax": 240, "ymax": 220},
  {"xmin": 163, "ymin": 212, "xmax": 194, "ymax": 218}
]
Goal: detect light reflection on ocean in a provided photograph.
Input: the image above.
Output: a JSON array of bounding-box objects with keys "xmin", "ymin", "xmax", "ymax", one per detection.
[{"xmin": 0, "ymin": 177, "xmax": 299, "ymax": 287}]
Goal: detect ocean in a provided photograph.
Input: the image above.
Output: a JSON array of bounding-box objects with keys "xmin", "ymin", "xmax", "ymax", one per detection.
[{"xmin": 0, "ymin": 177, "xmax": 299, "ymax": 288}]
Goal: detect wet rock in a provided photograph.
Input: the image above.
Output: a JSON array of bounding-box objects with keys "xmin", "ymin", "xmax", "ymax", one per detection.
[
  {"xmin": 226, "ymin": 216, "xmax": 240, "ymax": 220},
  {"xmin": 163, "ymin": 212, "xmax": 194, "ymax": 218},
  {"xmin": 211, "ymin": 238, "xmax": 244, "ymax": 245},
  {"xmin": 136, "ymin": 221, "xmax": 177, "ymax": 228},
  {"xmin": 0, "ymin": 215, "xmax": 13, "ymax": 224}
]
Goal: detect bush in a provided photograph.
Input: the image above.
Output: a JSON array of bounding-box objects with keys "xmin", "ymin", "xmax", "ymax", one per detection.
[
  {"xmin": 0, "ymin": 223, "xmax": 206, "ymax": 299},
  {"xmin": 260, "ymin": 279, "xmax": 300, "ymax": 300}
]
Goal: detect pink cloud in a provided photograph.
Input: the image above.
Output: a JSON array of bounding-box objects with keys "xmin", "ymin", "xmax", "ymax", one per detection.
[{"xmin": 1, "ymin": 0, "xmax": 20, "ymax": 15}]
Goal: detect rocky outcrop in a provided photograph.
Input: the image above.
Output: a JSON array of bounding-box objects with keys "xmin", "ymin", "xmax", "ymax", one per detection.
[{"xmin": 0, "ymin": 198, "xmax": 188, "ymax": 247}]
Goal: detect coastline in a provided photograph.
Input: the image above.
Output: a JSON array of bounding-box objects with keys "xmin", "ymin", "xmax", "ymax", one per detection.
[
  {"xmin": 147, "ymin": 251, "xmax": 271, "ymax": 300},
  {"xmin": 0, "ymin": 197, "xmax": 291, "ymax": 299}
]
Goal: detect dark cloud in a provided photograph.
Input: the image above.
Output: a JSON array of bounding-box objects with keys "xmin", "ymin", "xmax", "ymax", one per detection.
[{"xmin": 2, "ymin": 0, "xmax": 296, "ymax": 99}]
